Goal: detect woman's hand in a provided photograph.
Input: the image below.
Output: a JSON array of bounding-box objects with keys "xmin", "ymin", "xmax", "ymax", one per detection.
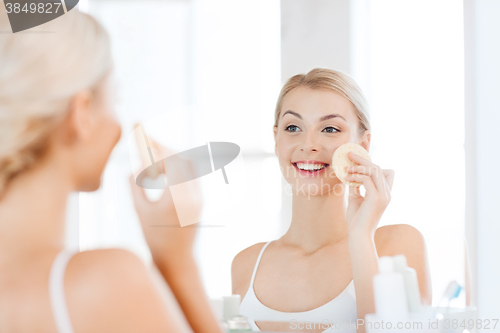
[
  {"xmin": 344, "ymin": 152, "xmax": 395, "ymax": 237},
  {"xmin": 129, "ymin": 139, "xmax": 225, "ymax": 333},
  {"xmin": 128, "ymin": 139, "xmax": 203, "ymax": 271}
]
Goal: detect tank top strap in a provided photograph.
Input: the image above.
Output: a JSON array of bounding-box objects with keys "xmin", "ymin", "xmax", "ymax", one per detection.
[
  {"xmin": 248, "ymin": 241, "xmax": 273, "ymax": 288},
  {"xmin": 49, "ymin": 248, "xmax": 78, "ymax": 333}
]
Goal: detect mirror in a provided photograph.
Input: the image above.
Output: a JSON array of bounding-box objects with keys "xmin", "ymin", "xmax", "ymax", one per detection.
[{"xmin": 75, "ymin": 1, "xmax": 475, "ymax": 332}]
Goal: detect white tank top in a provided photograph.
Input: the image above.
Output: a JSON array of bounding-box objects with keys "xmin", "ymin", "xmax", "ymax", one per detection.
[
  {"xmin": 49, "ymin": 248, "xmax": 77, "ymax": 333},
  {"xmin": 239, "ymin": 241, "xmax": 358, "ymax": 332}
]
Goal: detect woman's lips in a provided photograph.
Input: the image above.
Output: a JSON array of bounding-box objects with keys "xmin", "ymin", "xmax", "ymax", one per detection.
[{"xmin": 292, "ymin": 163, "xmax": 329, "ymax": 177}]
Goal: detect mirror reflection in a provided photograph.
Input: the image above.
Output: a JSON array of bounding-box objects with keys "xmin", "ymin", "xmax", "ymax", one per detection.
[{"xmin": 84, "ymin": 0, "xmax": 468, "ymax": 332}]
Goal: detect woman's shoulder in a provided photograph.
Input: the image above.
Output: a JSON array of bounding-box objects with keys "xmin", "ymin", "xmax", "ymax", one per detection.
[
  {"xmin": 66, "ymin": 248, "xmax": 148, "ymax": 295},
  {"xmin": 374, "ymin": 223, "xmax": 425, "ymax": 256},
  {"xmin": 231, "ymin": 241, "xmax": 269, "ymax": 274},
  {"xmin": 231, "ymin": 242, "xmax": 269, "ymax": 296},
  {"xmin": 68, "ymin": 247, "xmax": 144, "ymax": 270},
  {"xmin": 66, "ymin": 248, "xmax": 147, "ymax": 280},
  {"xmin": 64, "ymin": 248, "xmax": 175, "ymax": 332}
]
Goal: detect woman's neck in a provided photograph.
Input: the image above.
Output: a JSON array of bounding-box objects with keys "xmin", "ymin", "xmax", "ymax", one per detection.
[
  {"xmin": 280, "ymin": 187, "xmax": 348, "ymax": 253},
  {"xmin": 0, "ymin": 157, "xmax": 72, "ymax": 261}
]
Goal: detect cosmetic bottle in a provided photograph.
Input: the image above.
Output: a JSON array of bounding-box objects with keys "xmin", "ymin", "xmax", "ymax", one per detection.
[
  {"xmin": 223, "ymin": 295, "xmax": 252, "ymax": 332},
  {"xmin": 372, "ymin": 256, "xmax": 409, "ymax": 320},
  {"xmin": 210, "ymin": 298, "xmax": 229, "ymax": 333},
  {"xmin": 392, "ymin": 254, "xmax": 422, "ymax": 313}
]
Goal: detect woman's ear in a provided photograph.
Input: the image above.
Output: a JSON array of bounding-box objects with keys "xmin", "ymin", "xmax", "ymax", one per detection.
[
  {"xmin": 273, "ymin": 125, "xmax": 278, "ymax": 156},
  {"xmin": 59, "ymin": 90, "xmax": 93, "ymax": 146},
  {"xmin": 359, "ymin": 129, "xmax": 371, "ymax": 153}
]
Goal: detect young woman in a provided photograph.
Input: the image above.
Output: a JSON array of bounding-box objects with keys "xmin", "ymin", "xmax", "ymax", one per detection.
[
  {"xmin": 0, "ymin": 10, "xmax": 223, "ymax": 333},
  {"xmin": 232, "ymin": 68, "xmax": 433, "ymax": 333}
]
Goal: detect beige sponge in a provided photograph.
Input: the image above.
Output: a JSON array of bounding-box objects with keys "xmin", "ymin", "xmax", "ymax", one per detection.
[{"xmin": 332, "ymin": 142, "xmax": 371, "ymax": 187}]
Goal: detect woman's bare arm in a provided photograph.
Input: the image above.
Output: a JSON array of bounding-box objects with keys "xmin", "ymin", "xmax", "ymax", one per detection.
[
  {"xmin": 343, "ymin": 151, "xmax": 397, "ymax": 333},
  {"xmin": 128, "ymin": 136, "xmax": 224, "ymax": 333},
  {"xmin": 156, "ymin": 252, "xmax": 223, "ymax": 333},
  {"xmin": 348, "ymin": 228, "xmax": 379, "ymax": 333}
]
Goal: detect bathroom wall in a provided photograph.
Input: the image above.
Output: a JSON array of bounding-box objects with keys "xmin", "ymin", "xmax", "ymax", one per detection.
[{"xmin": 464, "ymin": 0, "xmax": 500, "ymax": 323}]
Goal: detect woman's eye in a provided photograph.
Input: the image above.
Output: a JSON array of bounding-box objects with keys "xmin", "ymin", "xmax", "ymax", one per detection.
[
  {"xmin": 285, "ymin": 125, "xmax": 300, "ymax": 132},
  {"xmin": 323, "ymin": 126, "xmax": 340, "ymax": 133}
]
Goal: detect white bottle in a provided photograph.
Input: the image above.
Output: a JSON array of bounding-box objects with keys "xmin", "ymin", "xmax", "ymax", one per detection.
[
  {"xmin": 392, "ymin": 254, "xmax": 422, "ymax": 313},
  {"xmin": 223, "ymin": 295, "xmax": 241, "ymax": 321},
  {"xmin": 223, "ymin": 295, "xmax": 252, "ymax": 332},
  {"xmin": 373, "ymin": 256, "xmax": 409, "ymax": 321},
  {"xmin": 210, "ymin": 298, "xmax": 229, "ymax": 333}
]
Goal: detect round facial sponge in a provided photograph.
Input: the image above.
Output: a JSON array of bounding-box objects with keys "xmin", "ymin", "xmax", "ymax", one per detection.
[{"xmin": 332, "ymin": 142, "xmax": 371, "ymax": 187}]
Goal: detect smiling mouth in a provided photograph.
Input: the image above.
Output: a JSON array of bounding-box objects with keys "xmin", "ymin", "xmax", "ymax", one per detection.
[{"xmin": 292, "ymin": 162, "xmax": 329, "ymax": 173}]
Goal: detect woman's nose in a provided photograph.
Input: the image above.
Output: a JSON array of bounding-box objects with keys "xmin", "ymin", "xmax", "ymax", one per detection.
[{"xmin": 300, "ymin": 133, "xmax": 319, "ymax": 152}]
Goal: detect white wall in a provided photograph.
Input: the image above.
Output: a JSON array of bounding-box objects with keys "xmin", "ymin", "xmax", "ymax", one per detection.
[
  {"xmin": 464, "ymin": 0, "xmax": 500, "ymax": 328},
  {"xmin": 369, "ymin": 0, "xmax": 466, "ymax": 307},
  {"xmin": 281, "ymin": 0, "xmax": 351, "ymax": 80}
]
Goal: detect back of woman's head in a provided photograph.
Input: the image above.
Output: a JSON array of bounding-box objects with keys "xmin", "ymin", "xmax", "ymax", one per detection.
[
  {"xmin": 274, "ymin": 68, "xmax": 371, "ymax": 136},
  {"xmin": 0, "ymin": 9, "xmax": 112, "ymax": 196}
]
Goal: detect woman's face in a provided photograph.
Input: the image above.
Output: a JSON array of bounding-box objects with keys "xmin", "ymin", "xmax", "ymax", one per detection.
[{"xmin": 273, "ymin": 86, "xmax": 370, "ymax": 196}]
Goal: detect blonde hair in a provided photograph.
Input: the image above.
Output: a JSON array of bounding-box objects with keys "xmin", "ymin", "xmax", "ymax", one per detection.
[
  {"xmin": 274, "ymin": 68, "xmax": 371, "ymax": 136},
  {"xmin": 0, "ymin": 10, "xmax": 112, "ymax": 196}
]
